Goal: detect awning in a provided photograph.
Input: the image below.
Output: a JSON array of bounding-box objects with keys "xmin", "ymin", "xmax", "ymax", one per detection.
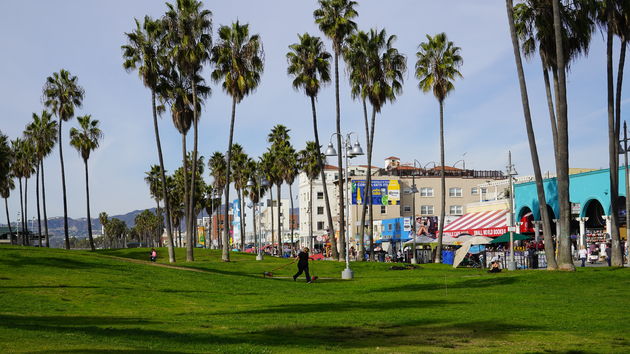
[{"xmin": 443, "ymin": 210, "xmax": 508, "ymax": 237}]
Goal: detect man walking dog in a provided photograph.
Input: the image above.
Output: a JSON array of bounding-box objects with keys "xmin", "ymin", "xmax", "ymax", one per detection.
[{"xmin": 293, "ymin": 247, "xmax": 312, "ymax": 283}]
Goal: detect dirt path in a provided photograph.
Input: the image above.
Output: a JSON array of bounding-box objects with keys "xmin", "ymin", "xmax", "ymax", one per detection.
[{"xmin": 97, "ymin": 254, "xmax": 214, "ymax": 274}]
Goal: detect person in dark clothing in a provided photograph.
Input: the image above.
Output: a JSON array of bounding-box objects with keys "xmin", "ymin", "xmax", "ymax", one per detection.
[
  {"xmin": 606, "ymin": 243, "xmax": 612, "ymax": 267},
  {"xmin": 293, "ymin": 247, "xmax": 312, "ymax": 283}
]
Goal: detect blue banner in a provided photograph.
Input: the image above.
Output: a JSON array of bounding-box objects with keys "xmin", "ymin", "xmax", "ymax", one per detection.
[{"xmin": 351, "ymin": 180, "xmax": 400, "ymax": 206}]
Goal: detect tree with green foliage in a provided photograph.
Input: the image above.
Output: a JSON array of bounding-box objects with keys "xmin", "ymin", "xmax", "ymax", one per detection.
[
  {"xmin": 123, "ymin": 14, "xmax": 177, "ymax": 262},
  {"xmin": 345, "ymin": 28, "xmax": 406, "ymax": 261},
  {"xmin": 0, "ymin": 132, "xmax": 14, "ymax": 242},
  {"xmin": 24, "ymin": 111, "xmax": 58, "ymax": 247},
  {"xmin": 314, "ymin": 0, "xmax": 358, "ymax": 261},
  {"xmin": 230, "ymin": 144, "xmax": 250, "ymax": 250},
  {"xmin": 69, "ymin": 115, "xmax": 103, "ymax": 251},
  {"xmin": 286, "ymin": 32, "xmax": 337, "ymax": 258},
  {"xmin": 415, "ymin": 33, "xmax": 463, "ymax": 263},
  {"xmin": 43, "ymin": 69, "xmax": 84, "ymax": 250},
  {"xmin": 208, "ymin": 151, "xmax": 227, "ymax": 249},
  {"xmin": 210, "ymin": 21, "xmax": 264, "ymax": 261},
  {"xmin": 11, "ymin": 138, "xmax": 35, "ymax": 245},
  {"xmin": 268, "ymin": 125, "xmax": 292, "ymax": 252},
  {"xmin": 298, "ymin": 141, "xmax": 324, "ymax": 250}
]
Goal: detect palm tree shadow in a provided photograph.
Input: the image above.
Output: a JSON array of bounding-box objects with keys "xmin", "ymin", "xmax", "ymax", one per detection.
[{"xmin": 369, "ymin": 275, "xmax": 518, "ymax": 293}]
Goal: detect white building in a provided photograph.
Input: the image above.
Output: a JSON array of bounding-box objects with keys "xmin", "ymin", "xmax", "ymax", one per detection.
[{"xmin": 259, "ymin": 198, "xmax": 299, "ymax": 245}]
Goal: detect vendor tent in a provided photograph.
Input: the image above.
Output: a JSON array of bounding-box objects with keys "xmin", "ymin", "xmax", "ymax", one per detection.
[
  {"xmin": 403, "ymin": 235, "xmax": 437, "ymax": 247},
  {"xmin": 490, "ymin": 232, "xmax": 531, "ymax": 244},
  {"xmin": 453, "ymin": 236, "xmax": 494, "ymax": 268},
  {"xmin": 443, "ymin": 210, "xmax": 508, "ymax": 237}
]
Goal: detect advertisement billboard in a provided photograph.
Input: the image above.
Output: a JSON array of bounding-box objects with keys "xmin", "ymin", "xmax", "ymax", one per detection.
[{"xmin": 351, "ymin": 180, "xmax": 400, "ymax": 206}]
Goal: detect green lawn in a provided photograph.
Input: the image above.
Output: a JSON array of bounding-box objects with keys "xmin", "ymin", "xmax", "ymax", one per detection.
[{"xmin": 0, "ymin": 245, "xmax": 628, "ymax": 353}]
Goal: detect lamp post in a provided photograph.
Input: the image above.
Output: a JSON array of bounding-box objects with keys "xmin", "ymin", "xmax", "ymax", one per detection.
[
  {"xmin": 453, "ymin": 159, "xmax": 465, "ymax": 170},
  {"xmin": 506, "ymin": 151, "xmax": 518, "ymax": 271},
  {"xmin": 248, "ymin": 175, "xmax": 269, "ymax": 261},
  {"xmin": 325, "ymin": 132, "xmax": 364, "ymax": 280},
  {"xmin": 410, "ymin": 159, "xmax": 421, "ymax": 264}
]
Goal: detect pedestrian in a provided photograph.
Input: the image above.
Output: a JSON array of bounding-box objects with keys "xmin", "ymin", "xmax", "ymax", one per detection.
[
  {"xmin": 150, "ymin": 248, "xmax": 157, "ymax": 262},
  {"xmin": 293, "ymin": 247, "xmax": 312, "ymax": 283},
  {"xmin": 578, "ymin": 246, "xmax": 588, "ymax": 267},
  {"xmin": 605, "ymin": 242, "xmax": 612, "ymax": 267}
]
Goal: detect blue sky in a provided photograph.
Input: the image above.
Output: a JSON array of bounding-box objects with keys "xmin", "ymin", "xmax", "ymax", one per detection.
[{"xmin": 0, "ymin": 0, "xmax": 627, "ymax": 220}]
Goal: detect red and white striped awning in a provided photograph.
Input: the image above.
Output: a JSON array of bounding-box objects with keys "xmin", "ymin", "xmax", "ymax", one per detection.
[{"xmin": 443, "ymin": 209, "xmax": 508, "ymax": 237}]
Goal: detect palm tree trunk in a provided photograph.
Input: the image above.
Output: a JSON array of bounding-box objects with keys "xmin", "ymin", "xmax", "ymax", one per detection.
[
  {"xmin": 223, "ymin": 97, "xmax": 237, "ymax": 262},
  {"xmin": 238, "ymin": 188, "xmax": 245, "ymax": 250},
  {"xmin": 270, "ymin": 187, "xmax": 275, "ymax": 249},
  {"xmin": 187, "ymin": 81, "xmax": 199, "ymax": 262},
  {"xmin": 5, "ymin": 198, "xmax": 13, "ymax": 245},
  {"xmin": 542, "ymin": 65, "xmax": 559, "ymax": 159},
  {"xmin": 551, "ymin": 0, "xmax": 574, "ymax": 271},
  {"xmin": 277, "ymin": 183, "xmax": 282, "ymax": 255},
  {"xmin": 84, "ymin": 158, "xmax": 95, "ymax": 251},
  {"xmin": 368, "ymin": 106, "xmax": 377, "ymax": 262},
  {"xmin": 24, "ymin": 177, "xmax": 29, "ymax": 246},
  {"xmin": 58, "ymin": 119, "xmax": 70, "ymax": 250},
  {"xmin": 289, "ymin": 183, "xmax": 295, "ymax": 255},
  {"xmin": 435, "ymin": 100, "xmax": 446, "ymax": 263},
  {"xmin": 41, "ymin": 160, "xmax": 49, "ymax": 247},
  {"xmin": 151, "ymin": 91, "xmax": 175, "ymax": 262},
  {"xmin": 310, "ymin": 95, "xmax": 338, "ymax": 259},
  {"xmin": 36, "ymin": 162, "xmax": 42, "ymax": 247},
  {"xmin": 180, "ymin": 132, "xmax": 192, "ymax": 260},
  {"xmin": 334, "ymin": 52, "xmax": 346, "ymax": 262},
  {"xmin": 309, "ymin": 181, "xmax": 314, "ymax": 251},
  {"xmin": 505, "ymin": 0, "xmax": 558, "ymax": 269},
  {"xmin": 612, "ymin": 40, "xmax": 627, "ymax": 266},
  {"xmin": 359, "ymin": 98, "xmax": 370, "ymax": 261},
  {"xmin": 18, "ymin": 177, "xmax": 24, "ymax": 245}
]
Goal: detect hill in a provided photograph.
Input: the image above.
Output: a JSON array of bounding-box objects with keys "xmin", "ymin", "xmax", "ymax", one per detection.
[{"xmin": 0, "ymin": 245, "xmax": 629, "ymax": 353}]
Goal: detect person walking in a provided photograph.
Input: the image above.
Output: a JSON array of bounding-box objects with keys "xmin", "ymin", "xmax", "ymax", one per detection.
[
  {"xmin": 293, "ymin": 247, "xmax": 312, "ymax": 283},
  {"xmin": 578, "ymin": 246, "xmax": 588, "ymax": 267},
  {"xmin": 605, "ymin": 243, "xmax": 612, "ymax": 267},
  {"xmin": 150, "ymin": 248, "xmax": 157, "ymax": 262}
]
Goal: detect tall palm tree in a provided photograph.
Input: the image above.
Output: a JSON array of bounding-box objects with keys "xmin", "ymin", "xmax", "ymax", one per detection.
[
  {"xmin": 505, "ymin": 0, "xmax": 559, "ymax": 270},
  {"xmin": 24, "ymin": 111, "xmax": 58, "ymax": 247},
  {"xmin": 283, "ymin": 146, "xmax": 299, "ymax": 254},
  {"xmin": 314, "ymin": 0, "xmax": 358, "ymax": 261},
  {"xmin": 10, "ymin": 139, "xmax": 25, "ymax": 243},
  {"xmin": 346, "ymin": 28, "xmax": 406, "ymax": 261},
  {"xmin": 145, "ymin": 165, "xmax": 164, "ymax": 213},
  {"xmin": 210, "ymin": 21, "xmax": 264, "ymax": 262},
  {"xmin": 123, "ymin": 15, "xmax": 177, "ymax": 262},
  {"xmin": 163, "ymin": 0, "xmax": 212, "ymax": 261},
  {"xmin": 13, "ymin": 138, "xmax": 35, "ymax": 245},
  {"xmin": 43, "ymin": 69, "xmax": 84, "ymax": 250},
  {"xmin": 415, "ymin": 33, "xmax": 463, "ymax": 263},
  {"xmin": 230, "ymin": 144, "xmax": 249, "ymax": 250},
  {"xmin": 268, "ymin": 125, "xmax": 291, "ymax": 253},
  {"xmin": 286, "ymin": 32, "xmax": 338, "ymax": 259},
  {"xmin": 0, "ymin": 132, "xmax": 14, "ymax": 242},
  {"xmin": 1, "ymin": 177, "xmax": 15, "ymax": 243},
  {"xmin": 208, "ymin": 151, "xmax": 227, "ymax": 249},
  {"xmin": 298, "ymin": 141, "xmax": 324, "ymax": 250},
  {"xmin": 69, "ymin": 115, "xmax": 103, "ymax": 251},
  {"xmin": 259, "ymin": 150, "xmax": 276, "ymax": 248}
]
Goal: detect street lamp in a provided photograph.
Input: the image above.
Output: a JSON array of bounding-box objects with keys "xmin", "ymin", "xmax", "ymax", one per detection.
[
  {"xmin": 506, "ymin": 151, "xmax": 518, "ymax": 271},
  {"xmin": 453, "ymin": 159, "xmax": 465, "ymax": 170},
  {"xmin": 325, "ymin": 132, "xmax": 364, "ymax": 280},
  {"xmin": 424, "ymin": 161, "xmax": 437, "ymax": 170},
  {"xmin": 410, "ymin": 159, "xmax": 421, "ymax": 264},
  {"xmin": 248, "ymin": 175, "xmax": 269, "ymax": 261}
]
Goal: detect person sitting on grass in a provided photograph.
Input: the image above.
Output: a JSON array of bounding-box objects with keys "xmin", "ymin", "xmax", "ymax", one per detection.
[
  {"xmin": 488, "ymin": 261, "xmax": 501, "ymax": 273},
  {"xmin": 150, "ymin": 248, "xmax": 157, "ymax": 262},
  {"xmin": 293, "ymin": 247, "xmax": 312, "ymax": 283}
]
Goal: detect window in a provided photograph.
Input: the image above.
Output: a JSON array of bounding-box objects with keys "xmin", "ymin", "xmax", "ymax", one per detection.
[
  {"xmin": 471, "ymin": 187, "xmax": 479, "ymax": 195},
  {"xmin": 420, "ymin": 187, "xmax": 434, "ymax": 197},
  {"xmin": 317, "ymin": 221, "xmax": 325, "ymax": 230},
  {"xmin": 317, "ymin": 206, "xmax": 324, "ymax": 215},
  {"xmin": 481, "ymin": 187, "xmax": 488, "ymax": 194},
  {"xmin": 449, "ymin": 187, "xmax": 463, "ymax": 197},
  {"xmin": 317, "ymin": 192, "xmax": 324, "ymax": 200},
  {"xmin": 388, "ymin": 224, "xmax": 393, "ymax": 231},
  {"xmin": 449, "ymin": 205, "xmax": 463, "ymax": 215},
  {"xmin": 403, "ymin": 205, "xmax": 411, "ymax": 213},
  {"xmin": 420, "ymin": 205, "xmax": 434, "ymax": 215},
  {"xmin": 381, "ymin": 205, "xmax": 386, "ymax": 214}
]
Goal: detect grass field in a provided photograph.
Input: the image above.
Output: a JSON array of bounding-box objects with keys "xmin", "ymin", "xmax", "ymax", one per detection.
[{"xmin": 0, "ymin": 245, "xmax": 629, "ymax": 353}]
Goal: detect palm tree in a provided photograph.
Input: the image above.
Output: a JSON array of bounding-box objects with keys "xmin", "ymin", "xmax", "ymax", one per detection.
[
  {"xmin": 123, "ymin": 15, "xmax": 177, "ymax": 262},
  {"xmin": 230, "ymin": 144, "xmax": 249, "ymax": 250},
  {"xmin": 69, "ymin": 115, "xmax": 103, "ymax": 251},
  {"xmin": 43, "ymin": 69, "xmax": 85, "ymax": 250},
  {"xmin": 415, "ymin": 33, "xmax": 463, "ymax": 263},
  {"xmin": 314, "ymin": 0, "xmax": 358, "ymax": 261},
  {"xmin": 298, "ymin": 141, "xmax": 324, "ymax": 250},
  {"xmin": 286, "ymin": 32, "xmax": 338, "ymax": 259},
  {"xmin": 505, "ymin": 0, "xmax": 559, "ymax": 270},
  {"xmin": 268, "ymin": 125, "xmax": 291, "ymax": 253},
  {"xmin": 163, "ymin": 0, "xmax": 212, "ymax": 261},
  {"xmin": 24, "ymin": 111, "xmax": 58, "ymax": 247},
  {"xmin": 208, "ymin": 151, "xmax": 227, "ymax": 249},
  {"xmin": 283, "ymin": 146, "xmax": 299, "ymax": 254},
  {"xmin": 12, "ymin": 138, "xmax": 35, "ymax": 245},
  {"xmin": 259, "ymin": 150, "xmax": 276, "ymax": 248},
  {"xmin": 0, "ymin": 132, "xmax": 14, "ymax": 243},
  {"xmin": 98, "ymin": 212, "xmax": 109, "ymax": 247},
  {"xmin": 210, "ymin": 21, "xmax": 264, "ymax": 262},
  {"xmin": 346, "ymin": 28, "xmax": 406, "ymax": 261},
  {"xmin": 145, "ymin": 165, "xmax": 164, "ymax": 213}
]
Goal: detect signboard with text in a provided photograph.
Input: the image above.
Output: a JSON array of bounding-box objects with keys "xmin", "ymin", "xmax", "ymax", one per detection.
[{"xmin": 351, "ymin": 180, "xmax": 400, "ymax": 205}]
